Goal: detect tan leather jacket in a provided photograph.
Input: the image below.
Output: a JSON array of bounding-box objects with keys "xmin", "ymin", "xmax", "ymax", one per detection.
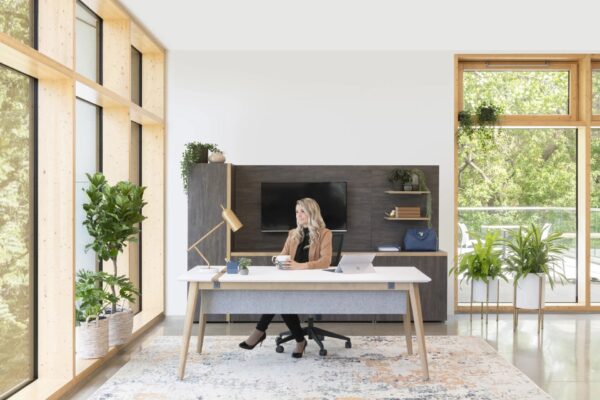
[{"xmin": 280, "ymin": 227, "xmax": 332, "ymax": 269}]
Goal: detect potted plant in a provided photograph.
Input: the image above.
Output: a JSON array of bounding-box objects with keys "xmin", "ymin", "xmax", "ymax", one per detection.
[
  {"xmin": 457, "ymin": 102, "xmax": 502, "ymax": 147},
  {"xmin": 238, "ymin": 257, "xmax": 252, "ymax": 275},
  {"xmin": 180, "ymin": 141, "xmax": 220, "ymax": 193},
  {"xmin": 504, "ymin": 223, "xmax": 567, "ymax": 310},
  {"xmin": 449, "ymin": 231, "xmax": 507, "ymax": 303},
  {"xmin": 75, "ymin": 270, "xmax": 109, "ymax": 359},
  {"xmin": 83, "ymin": 172, "xmax": 146, "ymax": 346},
  {"xmin": 388, "ymin": 169, "xmax": 412, "ymax": 191}
]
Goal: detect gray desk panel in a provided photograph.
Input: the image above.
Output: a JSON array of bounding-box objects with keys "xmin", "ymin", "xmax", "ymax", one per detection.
[{"xmin": 201, "ymin": 290, "xmax": 406, "ymax": 314}]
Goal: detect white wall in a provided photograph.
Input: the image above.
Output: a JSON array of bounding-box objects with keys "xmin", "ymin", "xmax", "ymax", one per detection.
[{"xmin": 166, "ymin": 51, "xmax": 455, "ymax": 316}]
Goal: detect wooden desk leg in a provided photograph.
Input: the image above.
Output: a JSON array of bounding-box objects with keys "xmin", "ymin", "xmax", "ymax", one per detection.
[
  {"xmin": 409, "ymin": 283, "xmax": 429, "ymax": 380},
  {"xmin": 404, "ymin": 292, "xmax": 413, "ymax": 355},
  {"xmin": 197, "ymin": 290, "xmax": 207, "ymax": 353},
  {"xmin": 178, "ymin": 282, "xmax": 199, "ymax": 380}
]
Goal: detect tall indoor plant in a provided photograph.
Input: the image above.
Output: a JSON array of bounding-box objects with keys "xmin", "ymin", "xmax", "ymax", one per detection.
[
  {"xmin": 180, "ymin": 141, "xmax": 220, "ymax": 193},
  {"xmin": 83, "ymin": 172, "xmax": 145, "ymax": 345},
  {"xmin": 449, "ymin": 231, "xmax": 507, "ymax": 303},
  {"xmin": 504, "ymin": 223, "xmax": 567, "ymax": 310}
]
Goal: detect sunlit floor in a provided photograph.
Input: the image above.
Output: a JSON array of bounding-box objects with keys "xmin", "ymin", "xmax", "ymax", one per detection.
[{"xmin": 64, "ymin": 314, "xmax": 600, "ymax": 400}]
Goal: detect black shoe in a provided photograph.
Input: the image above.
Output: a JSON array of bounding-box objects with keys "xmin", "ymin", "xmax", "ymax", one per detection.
[
  {"xmin": 239, "ymin": 332, "xmax": 266, "ymax": 350},
  {"xmin": 292, "ymin": 340, "xmax": 307, "ymax": 358}
]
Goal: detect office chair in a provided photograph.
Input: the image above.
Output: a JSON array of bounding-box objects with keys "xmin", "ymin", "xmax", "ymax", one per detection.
[{"xmin": 275, "ymin": 233, "xmax": 352, "ymax": 356}]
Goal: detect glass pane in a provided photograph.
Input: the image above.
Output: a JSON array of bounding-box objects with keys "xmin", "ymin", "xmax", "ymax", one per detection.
[
  {"xmin": 76, "ymin": 99, "xmax": 101, "ymax": 273},
  {"xmin": 463, "ymin": 70, "xmax": 570, "ymax": 115},
  {"xmin": 592, "ymin": 70, "xmax": 600, "ymax": 115},
  {"xmin": 0, "ymin": 0, "xmax": 35, "ymax": 47},
  {"xmin": 76, "ymin": 2, "xmax": 102, "ymax": 83},
  {"xmin": 131, "ymin": 47, "xmax": 142, "ymax": 106},
  {"xmin": 458, "ymin": 128, "xmax": 577, "ymax": 304},
  {"xmin": 0, "ymin": 66, "xmax": 35, "ymax": 396},
  {"xmin": 129, "ymin": 122, "xmax": 142, "ymax": 313},
  {"xmin": 591, "ymin": 129, "xmax": 600, "ymax": 302}
]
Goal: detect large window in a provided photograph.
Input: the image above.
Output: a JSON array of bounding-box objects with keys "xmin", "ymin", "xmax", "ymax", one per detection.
[
  {"xmin": 75, "ymin": 98, "xmax": 102, "ymax": 274},
  {"xmin": 457, "ymin": 62, "xmax": 578, "ymax": 305},
  {"xmin": 129, "ymin": 121, "xmax": 142, "ymax": 313},
  {"xmin": 76, "ymin": 1, "xmax": 102, "ymax": 83},
  {"xmin": 0, "ymin": 0, "xmax": 36, "ymax": 47},
  {"xmin": 131, "ymin": 47, "xmax": 142, "ymax": 106},
  {"xmin": 0, "ymin": 65, "xmax": 36, "ymax": 398}
]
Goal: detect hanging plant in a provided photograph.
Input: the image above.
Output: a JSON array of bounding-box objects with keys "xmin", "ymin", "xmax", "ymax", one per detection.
[{"xmin": 457, "ymin": 102, "xmax": 502, "ymax": 149}]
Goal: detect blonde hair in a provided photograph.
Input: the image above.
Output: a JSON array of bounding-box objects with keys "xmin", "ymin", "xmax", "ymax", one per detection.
[{"xmin": 292, "ymin": 198, "xmax": 326, "ymax": 244}]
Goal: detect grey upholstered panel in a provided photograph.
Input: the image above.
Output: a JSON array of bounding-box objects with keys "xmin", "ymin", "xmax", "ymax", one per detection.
[{"xmin": 200, "ymin": 290, "xmax": 406, "ymax": 315}]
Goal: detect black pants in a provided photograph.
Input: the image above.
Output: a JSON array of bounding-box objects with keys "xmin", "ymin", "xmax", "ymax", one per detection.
[{"xmin": 256, "ymin": 314, "xmax": 305, "ymax": 342}]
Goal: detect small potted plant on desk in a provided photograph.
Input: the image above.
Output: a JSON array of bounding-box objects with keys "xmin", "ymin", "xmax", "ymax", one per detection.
[
  {"xmin": 75, "ymin": 270, "xmax": 109, "ymax": 359},
  {"xmin": 504, "ymin": 223, "xmax": 567, "ymax": 333},
  {"xmin": 449, "ymin": 231, "xmax": 507, "ymax": 323},
  {"xmin": 238, "ymin": 257, "xmax": 252, "ymax": 275}
]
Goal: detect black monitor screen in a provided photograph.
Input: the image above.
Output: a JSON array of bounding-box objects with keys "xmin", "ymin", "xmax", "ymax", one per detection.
[{"xmin": 261, "ymin": 182, "xmax": 347, "ymax": 232}]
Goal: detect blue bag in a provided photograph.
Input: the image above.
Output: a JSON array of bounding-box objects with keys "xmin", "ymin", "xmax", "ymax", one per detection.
[{"xmin": 403, "ymin": 228, "xmax": 438, "ymax": 251}]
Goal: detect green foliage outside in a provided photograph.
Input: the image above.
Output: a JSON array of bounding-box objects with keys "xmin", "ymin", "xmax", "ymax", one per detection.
[
  {"xmin": 459, "ymin": 70, "xmax": 579, "ymax": 250},
  {"xmin": 0, "ymin": 0, "xmax": 33, "ymax": 46},
  {"xmin": 0, "ymin": 63, "xmax": 33, "ymax": 393}
]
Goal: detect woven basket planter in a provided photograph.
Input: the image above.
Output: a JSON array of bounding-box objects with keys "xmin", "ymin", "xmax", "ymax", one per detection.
[
  {"xmin": 76, "ymin": 317, "xmax": 109, "ymax": 359},
  {"xmin": 108, "ymin": 309, "xmax": 134, "ymax": 346}
]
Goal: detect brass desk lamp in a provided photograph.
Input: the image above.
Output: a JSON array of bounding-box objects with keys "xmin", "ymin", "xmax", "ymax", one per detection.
[{"xmin": 187, "ymin": 205, "xmax": 242, "ymax": 270}]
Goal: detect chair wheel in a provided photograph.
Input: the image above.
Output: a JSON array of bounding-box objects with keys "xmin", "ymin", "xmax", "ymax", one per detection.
[
  {"xmin": 319, "ymin": 349, "xmax": 327, "ymax": 356},
  {"xmin": 276, "ymin": 345, "xmax": 284, "ymax": 353},
  {"xmin": 345, "ymin": 341, "xmax": 352, "ymax": 349}
]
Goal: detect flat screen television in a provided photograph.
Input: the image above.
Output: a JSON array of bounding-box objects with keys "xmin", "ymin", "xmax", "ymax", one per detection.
[{"xmin": 261, "ymin": 182, "xmax": 347, "ymax": 232}]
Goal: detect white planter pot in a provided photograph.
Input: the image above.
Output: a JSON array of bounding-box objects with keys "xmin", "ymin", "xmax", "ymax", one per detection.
[
  {"xmin": 108, "ymin": 310, "xmax": 134, "ymax": 346},
  {"xmin": 76, "ymin": 317, "xmax": 109, "ymax": 359},
  {"xmin": 515, "ymin": 274, "xmax": 546, "ymax": 309},
  {"xmin": 472, "ymin": 278, "xmax": 499, "ymax": 303},
  {"xmin": 208, "ymin": 152, "xmax": 225, "ymax": 163}
]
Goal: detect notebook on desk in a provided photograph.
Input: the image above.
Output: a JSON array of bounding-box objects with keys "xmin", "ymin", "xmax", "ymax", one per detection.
[{"xmin": 325, "ymin": 253, "xmax": 376, "ymax": 274}]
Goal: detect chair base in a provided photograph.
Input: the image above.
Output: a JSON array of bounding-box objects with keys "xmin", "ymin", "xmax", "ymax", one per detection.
[{"xmin": 276, "ymin": 318, "xmax": 351, "ymax": 356}]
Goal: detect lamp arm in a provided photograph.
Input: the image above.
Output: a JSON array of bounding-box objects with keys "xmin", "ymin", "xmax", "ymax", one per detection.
[{"xmin": 187, "ymin": 220, "xmax": 226, "ymax": 251}]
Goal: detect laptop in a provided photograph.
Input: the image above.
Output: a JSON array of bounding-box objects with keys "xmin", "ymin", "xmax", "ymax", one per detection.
[{"xmin": 330, "ymin": 253, "xmax": 376, "ymax": 274}]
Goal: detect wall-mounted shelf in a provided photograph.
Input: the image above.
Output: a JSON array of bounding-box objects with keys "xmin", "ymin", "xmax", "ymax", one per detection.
[
  {"xmin": 385, "ymin": 217, "xmax": 430, "ymax": 221},
  {"xmin": 385, "ymin": 191, "xmax": 430, "ymax": 194}
]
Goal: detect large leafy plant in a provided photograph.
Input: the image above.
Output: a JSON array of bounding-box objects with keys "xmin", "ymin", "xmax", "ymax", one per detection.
[
  {"xmin": 75, "ymin": 270, "xmax": 109, "ymax": 324},
  {"xmin": 449, "ymin": 231, "xmax": 507, "ymax": 284},
  {"xmin": 83, "ymin": 173, "xmax": 146, "ymax": 313},
  {"xmin": 504, "ymin": 224, "xmax": 567, "ymax": 289}
]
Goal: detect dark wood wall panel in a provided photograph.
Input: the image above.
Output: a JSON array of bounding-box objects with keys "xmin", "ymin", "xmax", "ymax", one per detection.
[
  {"xmin": 232, "ymin": 165, "xmax": 439, "ymax": 252},
  {"xmin": 188, "ymin": 164, "xmax": 228, "ymax": 322}
]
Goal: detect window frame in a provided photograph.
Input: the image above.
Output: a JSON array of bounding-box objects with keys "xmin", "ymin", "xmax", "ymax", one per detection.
[
  {"xmin": 75, "ymin": 0, "xmax": 103, "ymax": 85},
  {"xmin": 131, "ymin": 46, "xmax": 142, "ymax": 106},
  {"xmin": 458, "ymin": 60, "xmax": 579, "ymax": 124}
]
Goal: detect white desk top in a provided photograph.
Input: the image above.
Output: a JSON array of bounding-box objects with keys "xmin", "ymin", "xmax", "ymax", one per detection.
[{"xmin": 180, "ymin": 266, "xmax": 430, "ymax": 284}]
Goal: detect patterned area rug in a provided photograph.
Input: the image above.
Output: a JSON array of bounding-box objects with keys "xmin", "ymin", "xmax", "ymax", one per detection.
[{"xmin": 90, "ymin": 335, "xmax": 552, "ymax": 400}]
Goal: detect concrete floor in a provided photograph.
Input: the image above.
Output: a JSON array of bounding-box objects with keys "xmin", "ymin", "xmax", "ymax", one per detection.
[{"xmin": 64, "ymin": 314, "xmax": 600, "ymax": 400}]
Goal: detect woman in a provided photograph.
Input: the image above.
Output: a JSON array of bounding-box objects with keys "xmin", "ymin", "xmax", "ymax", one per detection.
[{"xmin": 239, "ymin": 197, "xmax": 332, "ymax": 358}]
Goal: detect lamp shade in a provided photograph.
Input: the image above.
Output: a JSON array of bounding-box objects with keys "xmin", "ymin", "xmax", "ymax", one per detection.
[{"xmin": 221, "ymin": 207, "xmax": 243, "ymax": 232}]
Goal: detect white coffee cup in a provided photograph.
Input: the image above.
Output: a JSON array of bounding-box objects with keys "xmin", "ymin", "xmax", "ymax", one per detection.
[{"xmin": 272, "ymin": 255, "xmax": 291, "ymax": 269}]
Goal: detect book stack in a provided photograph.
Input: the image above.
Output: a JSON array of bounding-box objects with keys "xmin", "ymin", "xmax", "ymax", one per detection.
[
  {"xmin": 377, "ymin": 244, "xmax": 401, "ymax": 252},
  {"xmin": 394, "ymin": 206, "xmax": 421, "ymax": 218}
]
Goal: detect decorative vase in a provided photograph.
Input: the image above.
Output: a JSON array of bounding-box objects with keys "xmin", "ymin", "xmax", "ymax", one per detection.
[
  {"xmin": 108, "ymin": 309, "xmax": 134, "ymax": 346},
  {"xmin": 76, "ymin": 317, "xmax": 109, "ymax": 359},
  {"xmin": 472, "ymin": 278, "xmax": 499, "ymax": 303},
  {"xmin": 239, "ymin": 267, "xmax": 249, "ymax": 275},
  {"xmin": 515, "ymin": 273, "xmax": 545, "ymax": 309},
  {"xmin": 403, "ymin": 183, "xmax": 413, "ymax": 191},
  {"xmin": 209, "ymin": 152, "xmax": 225, "ymax": 163}
]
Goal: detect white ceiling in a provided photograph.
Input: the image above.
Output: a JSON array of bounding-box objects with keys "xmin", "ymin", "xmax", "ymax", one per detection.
[{"xmin": 120, "ymin": 0, "xmax": 600, "ymax": 52}]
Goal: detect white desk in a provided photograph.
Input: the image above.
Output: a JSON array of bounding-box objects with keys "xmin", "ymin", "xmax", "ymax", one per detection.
[{"xmin": 178, "ymin": 266, "xmax": 432, "ymax": 380}]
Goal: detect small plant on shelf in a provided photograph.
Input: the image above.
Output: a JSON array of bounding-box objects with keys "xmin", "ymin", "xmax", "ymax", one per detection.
[
  {"xmin": 238, "ymin": 257, "xmax": 252, "ymax": 275},
  {"xmin": 388, "ymin": 169, "xmax": 412, "ymax": 191},
  {"xmin": 180, "ymin": 141, "xmax": 221, "ymax": 193}
]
